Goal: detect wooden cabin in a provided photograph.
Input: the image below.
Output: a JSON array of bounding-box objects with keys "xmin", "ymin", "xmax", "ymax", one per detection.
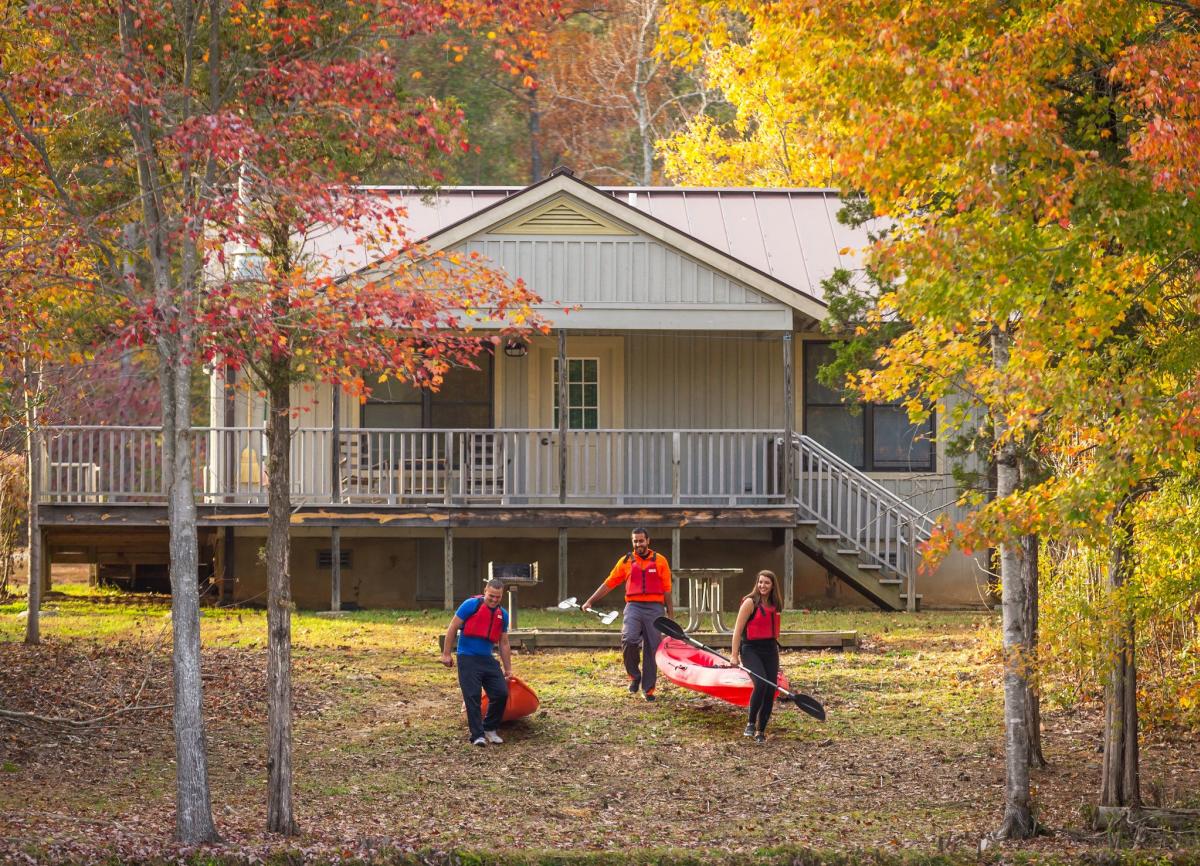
[{"xmin": 35, "ymin": 170, "xmax": 986, "ymax": 611}]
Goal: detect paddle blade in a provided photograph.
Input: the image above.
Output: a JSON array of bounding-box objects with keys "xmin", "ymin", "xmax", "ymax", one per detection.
[
  {"xmin": 654, "ymin": 616, "xmax": 687, "ymax": 641},
  {"xmin": 600, "ymin": 610, "xmax": 619, "ymax": 625},
  {"xmin": 781, "ymin": 692, "xmax": 826, "ymax": 722},
  {"xmin": 557, "ymin": 597, "xmax": 578, "ymax": 610}
]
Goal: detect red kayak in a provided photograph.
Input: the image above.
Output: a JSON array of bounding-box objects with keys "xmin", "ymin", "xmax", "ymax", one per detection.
[
  {"xmin": 478, "ymin": 675, "xmax": 540, "ymax": 722},
  {"xmin": 655, "ymin": 637, "xmax": 789, "ymax": 707}
]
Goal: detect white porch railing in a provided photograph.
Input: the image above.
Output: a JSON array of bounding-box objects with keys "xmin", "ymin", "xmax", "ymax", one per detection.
[
  {"xmin": 34, "ymin": 425, "xmax": 939, "ymax": 610},
  {"xmin": 36, "ymin": 426, "xmax": 788, "ymax": 507},
  {"xmin": 792, "ymin": 433, "xmax": 935, "ymax": 606}
]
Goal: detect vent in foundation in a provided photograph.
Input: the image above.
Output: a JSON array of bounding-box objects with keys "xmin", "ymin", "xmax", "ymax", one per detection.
[{"xmin": 317, "ymin": 549, "xmax": 353, "ymax": 569}]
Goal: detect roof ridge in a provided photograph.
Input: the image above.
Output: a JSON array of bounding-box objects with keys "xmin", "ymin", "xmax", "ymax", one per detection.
[{"xmin": 355, "ymin": 184, "xmax": 841, "ymax": 195}]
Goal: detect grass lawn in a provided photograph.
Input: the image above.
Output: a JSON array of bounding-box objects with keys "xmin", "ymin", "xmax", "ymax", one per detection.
[{"xmin": 1, "ymin": 575, "xmax": 1198, "ymax": 864}]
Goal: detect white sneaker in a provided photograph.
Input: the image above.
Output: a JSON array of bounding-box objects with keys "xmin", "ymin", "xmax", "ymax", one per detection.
[
  {"xmin": 483, "ymin": 730, "xmax": 504, "ymax": 744},
  {"xmin": 472, "ymin": 736, "xmax": 487, "ymax": 747}
]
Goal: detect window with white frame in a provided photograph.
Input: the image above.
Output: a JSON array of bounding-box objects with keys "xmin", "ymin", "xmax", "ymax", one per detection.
[{"xmin": 553, "ymin": 358, "xmax": 599, "ymax": 430}]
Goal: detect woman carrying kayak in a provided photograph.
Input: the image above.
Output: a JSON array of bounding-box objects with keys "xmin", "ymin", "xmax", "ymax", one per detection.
[{"xmin": 729, "ymin": 570, "xmax": 783, "ymax": 742}]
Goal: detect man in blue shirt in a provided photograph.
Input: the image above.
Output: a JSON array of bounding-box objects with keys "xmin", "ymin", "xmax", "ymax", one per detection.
[{"xmin": 440, "ymin": 578, "xmax": 513, "ymax": 746}]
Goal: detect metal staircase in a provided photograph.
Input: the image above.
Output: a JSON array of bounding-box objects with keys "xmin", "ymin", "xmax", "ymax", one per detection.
[{"xmin": 791, "ymin": 434, "xmax": 935, "ymax": 611}]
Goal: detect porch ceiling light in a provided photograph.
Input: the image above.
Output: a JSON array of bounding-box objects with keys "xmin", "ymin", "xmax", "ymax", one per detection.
[{"xmin": 504, "ymin": 338, "xmax": 528, "ymax": 358}]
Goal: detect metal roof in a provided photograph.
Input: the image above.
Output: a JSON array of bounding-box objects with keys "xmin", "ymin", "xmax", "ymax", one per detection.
[{"xmin": 321, "ymin": 183, "xmax": 874, "ymax": 300}]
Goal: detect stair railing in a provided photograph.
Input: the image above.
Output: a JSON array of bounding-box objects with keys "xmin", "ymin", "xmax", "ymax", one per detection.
[{"xmin": 791, "ymin": 433, "xmax": 936, "ymax": 611}]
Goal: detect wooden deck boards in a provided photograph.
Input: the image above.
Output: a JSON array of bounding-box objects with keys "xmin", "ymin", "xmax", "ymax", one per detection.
[{"xmin": 40, "ymin": 503, "xmax": 799, "ymax": 529}]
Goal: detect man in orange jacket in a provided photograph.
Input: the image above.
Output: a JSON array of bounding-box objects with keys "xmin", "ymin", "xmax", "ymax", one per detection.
[{"xmin": 582, "ymin": 527, "xmax": 673, "ymax": 701}]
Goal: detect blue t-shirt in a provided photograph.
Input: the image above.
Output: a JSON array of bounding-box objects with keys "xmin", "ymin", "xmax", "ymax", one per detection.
[{"xmin": 454, "ymin": 597, "xmax": 509, "ymax": 657}]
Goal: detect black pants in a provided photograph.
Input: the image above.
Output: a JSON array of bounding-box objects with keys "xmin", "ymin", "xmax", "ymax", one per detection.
[
  {"xmin": 457, "ymin": 654, "xmax": 508, "ymax": 740},
  {"xmin": 742, "ymin": 640, "xmax": 780, "ymax": 732}
]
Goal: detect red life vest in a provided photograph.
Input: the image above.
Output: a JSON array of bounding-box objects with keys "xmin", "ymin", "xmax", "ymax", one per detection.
[
  {"xmin": 744, "ymin": 602, "xmax": 780, "ymax": 641},
  {"xmin": 461, "ymin": 596, "xmax": 504, "ymax": 643},
  {"xmin": 624, "ymin": 551, "xmax": 665, "ymax": 597}
]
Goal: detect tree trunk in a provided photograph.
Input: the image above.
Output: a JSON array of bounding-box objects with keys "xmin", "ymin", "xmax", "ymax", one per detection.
[
  {"xmin": 161, "ymin": 342, "xmax": 221, "ymax": 844},
  {"xmin": 991, "ymin": 328, "xmax": 1036, "ymax": 840},
  {"xmin": 23, "ymin": 356, "xmax": 40, "ymax": 645},
  {"xmin": 634, "ymin": 0, "xmax": 660, "ymax": 185},
  {"xmin": 985, "ymin": 450, "xmax": 1000, "ymax": 606},
  {"xmin": 265, "ymin": 366, "xmax": 296, "ymax": 835},
  {"xmin": 1020, "ymin": 531, "xmax": 1047, "ymax": 769},
  {"xmin": 633, "ymin": 67, "xmax": 653, "ymax": 185},
  {"xmin": 124, "ymin": 3, "xmax": 219, "ymax": 830},
  {"xmin": 1099, "ymin": 510, "xmax": 1140, "ymax": 811},
  {"xmin": 528, "ymin": 88, "xmax": 543, "ymax": 183}
]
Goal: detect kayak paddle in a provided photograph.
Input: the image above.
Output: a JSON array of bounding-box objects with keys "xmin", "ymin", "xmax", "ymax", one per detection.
[
  {"xmin": 558, "ymin": 596, "xmax": 619, "ymax": 625},
  {"xmin": 654, "ymin": 615, "xmax": 826, "ymax": 721}
]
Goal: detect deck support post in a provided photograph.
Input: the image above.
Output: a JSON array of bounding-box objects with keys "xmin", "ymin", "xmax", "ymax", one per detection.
[
  {"xmin": 558, "ymin": 528, "xmax": 568, "ymax": 601},
  {"xmin": 39, "ymin": 526, "xmax": 51, "ymax": 596},
  {"xmin": 905, "ymin": 518, "xmax": 918, "ymax": 612},
  {"xmin": 330, "ymin": 528, "xmax": 342, "ymax": 612},
  {"xmin": 784, "ymin": 526, "xmax": 795, "ymax": 611},
  {"xmin": 671, "ymin": 527, "xmax": 681, "ymax": 610},
  {"xmin": 220, "ymin": 526, "xmax": 235, "ymax": 605},
  {"xmin": 557, "ymin": 330, "xmax": 568, "ymax": 504},
  {"xmin": 443, "ymin": 528, "xmax": 454, "ymax": 610}
]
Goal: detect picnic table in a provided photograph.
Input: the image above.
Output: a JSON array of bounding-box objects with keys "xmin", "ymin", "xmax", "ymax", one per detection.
[{"xmin": 674, "ymin": 568, "xmax": 743, "ymax": 634}]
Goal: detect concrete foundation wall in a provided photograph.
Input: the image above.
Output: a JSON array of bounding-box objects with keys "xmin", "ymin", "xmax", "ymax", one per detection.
[{"xmin": 227, "ymin": 528, "xmax": 989, "ymax": 611}]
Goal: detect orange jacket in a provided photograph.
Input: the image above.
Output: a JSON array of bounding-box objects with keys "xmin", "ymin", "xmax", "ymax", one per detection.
[{"xmin": 603, "ymin": 550, "xmax": 672, "ymax": 603}]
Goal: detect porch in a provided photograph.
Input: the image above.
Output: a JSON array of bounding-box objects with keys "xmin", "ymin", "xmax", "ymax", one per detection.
[
  {"xmin": 38, "ymin": 426, "xmax": 790, "ymax": 508},
  {"xmin": 33, "ymin": 424, "xmax": 934, "ymax": 612}
]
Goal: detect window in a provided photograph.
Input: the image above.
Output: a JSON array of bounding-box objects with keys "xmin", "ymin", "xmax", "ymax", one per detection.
[
  {"xmin": 553, "ymin": 358, "xmax": 599, "ymax": 430},
  {"xmin": 804, "ymin": 342, "xmax": 935, "ymax": 472},
  {"xmin": 362, "ymin": 356, "xmax": 493, "ymax": 429}
]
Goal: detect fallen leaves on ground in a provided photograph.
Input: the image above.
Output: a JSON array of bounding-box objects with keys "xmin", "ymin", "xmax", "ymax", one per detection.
[{"xmin": 1, "ymin": 598, "xmax": 1198, "ymax": 864}]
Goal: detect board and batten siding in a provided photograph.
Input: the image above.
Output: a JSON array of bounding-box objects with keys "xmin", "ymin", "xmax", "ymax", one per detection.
[
  {"xmin": 496, "ymin": 333, "xmax": 785, "ymax": 430},
  {"xmin": 624, "ymin": 334, "xmax": 784, "ymax": 428},
  {"xmin": 456, "ymin": 236, "xmax": 793, "ymax": 331}
]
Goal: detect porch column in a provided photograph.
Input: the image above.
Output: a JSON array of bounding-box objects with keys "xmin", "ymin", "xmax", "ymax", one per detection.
[
  {"xmin": 558, "ymin": 528, "xmax": 568, "ymax": 601},
  {"xmin": 557, "ymin": 329, "xmax": 568, "ymax": 504},
  {"xmin": 443, "ymin": 528, "xmax": 455, "ymax": 610},
  {"xmin": 330, "ymin": 387, "xmax": 341, "ymax": 612},
  {"xmin": 783, "ymin": 332, "xmax": 795, "ymax": 610},
  {"xmin": 782, "ymin": 332, "xmax": 794, "ymax": 499},
  {"xmin": 223, "ymin": 365, "xmax": 237, "ymax": 503},
  {"xmin": 671, "ymin": 434, "xmax": 682, "ymax": 610}
]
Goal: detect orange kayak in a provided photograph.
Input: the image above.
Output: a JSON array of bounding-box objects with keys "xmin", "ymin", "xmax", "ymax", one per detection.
[
  {"xmin": 655, "ymin": 637, "xmax": 789, "ymax": 707},
  {"xmin": 479, "ymin": 675, "xmax": 540, "ymax": 722}
]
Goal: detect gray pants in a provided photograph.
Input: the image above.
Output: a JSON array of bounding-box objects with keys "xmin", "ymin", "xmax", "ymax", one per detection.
[{"xmin": 621, "ymin": 601, "xmax": 665, "ymax": 692}]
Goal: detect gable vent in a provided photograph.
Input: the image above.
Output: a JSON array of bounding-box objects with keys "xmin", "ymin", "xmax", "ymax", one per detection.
[{"xmin": 493, "ymin": 198, "xmax": 634, "ymax": 236}]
